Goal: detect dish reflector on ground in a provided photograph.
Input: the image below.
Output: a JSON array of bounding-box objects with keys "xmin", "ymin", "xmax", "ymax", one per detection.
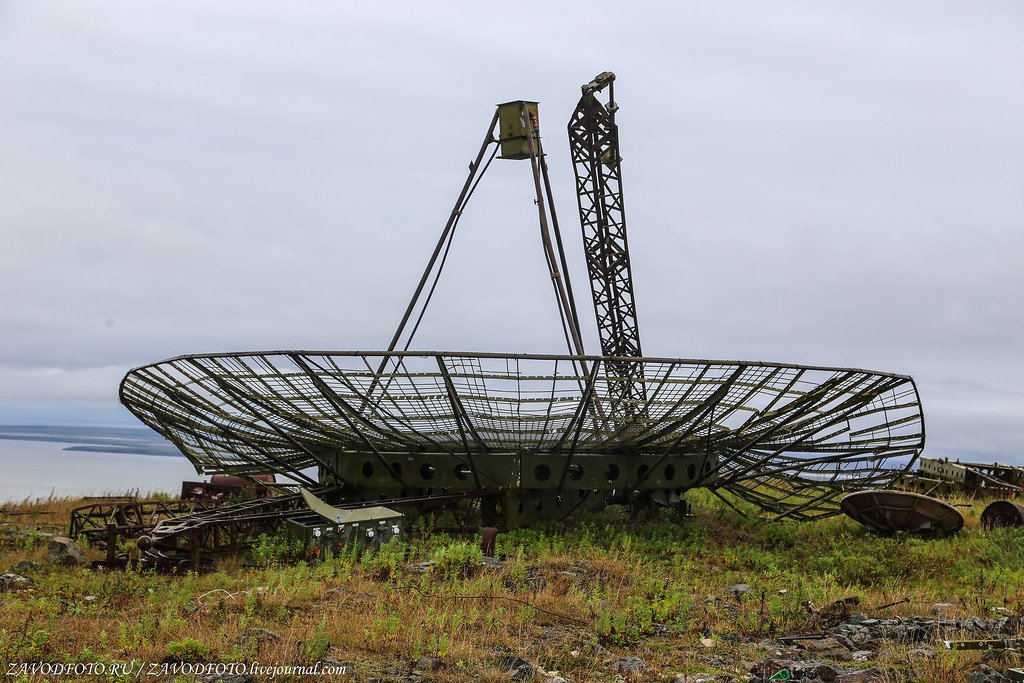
[{"xmin": 840, "ymin": 489, "xmax": 963, "ymax": 533}]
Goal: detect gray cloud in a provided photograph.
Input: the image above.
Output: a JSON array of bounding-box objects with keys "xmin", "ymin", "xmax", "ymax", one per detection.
[{"xmin": 1, "ymin": 1, "xmax": 1022, "ymax": 463}]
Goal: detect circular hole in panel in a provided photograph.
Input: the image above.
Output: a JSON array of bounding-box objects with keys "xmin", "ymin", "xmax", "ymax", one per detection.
[
  {"xmin": 605, "ymin": 463, "xmax": 620, "ymax": 481},
  {"xmin": 687, "ymin": 464, "xmax": 697, "ymax": 481},
  {"xmin": 420, "ymin": 463, "xmax": 435, "ymax": 480},
  {"xmin": 664, "ymin": 464, "xmax": 676, "ymax": 481},
  {"xmin": 454, "ymin": 464, "xmax": 471, "ymax": 480},
  {"xmin": 534, "ymin": 464, "xmax": 552, "ymax": 482},
  {"xmin": 568, "ymin": 464, "xmax": 584, "ymax": 481},
  {"xmin": 361, "ymin": 462, "xmax": 374, "ymax": 479}
]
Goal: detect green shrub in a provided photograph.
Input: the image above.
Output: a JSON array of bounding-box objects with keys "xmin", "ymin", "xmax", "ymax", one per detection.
[
  {"xmin": 249, "ymin": 533, "xmax": 305, "ymax": 567},
  {"xmin": 431, "ymin": 542, "xmax": 482, "ymax": 580},
  {"xmin": 301, "ymin": 616, "xmax": 331, "ymax": 661},
  {"xmin": 360, "ymin": 537, "xmax": 408, "ymax": 580},
  {"xmin": 166, "ymin": 637, "xmax": 210, "ymax": 663}
]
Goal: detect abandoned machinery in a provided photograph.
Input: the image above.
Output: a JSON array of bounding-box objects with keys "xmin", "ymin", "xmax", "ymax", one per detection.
[
  {"xmin": 898, "ymin": 456, "xmax": 1024, "ymax": 498},
  {"xmin": 839, "ymin": 489, "xmax": 965, "ymax": 535},
  {"xmin": 118, "ymin": 72, "xmax": 925, "ymax": 554}
]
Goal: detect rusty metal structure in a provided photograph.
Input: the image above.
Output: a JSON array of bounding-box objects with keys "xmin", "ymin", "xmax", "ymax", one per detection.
[
  {"xmin": 980, "ymin": 500, "xmax": 1024, "ymax": 529},
  {"xmin": 181, "ymin": 473, "xmax": 276, "ymax": 502},
  {"xmin": 131, "ymin": 490, "xmax": 486, "ymax": 567},
  {"xmin": 69, "ymin": 499, "xmax": 211, "ymax": 548},
  {"xmin": 840, "ymin": 490, "xmax": 964, "ymax": 534},
  {"xmin": 898, "ymin": 456, "xmax": 1024, "ymax": 498},
  {"xmin": 569, "ymin": 72, "xmax": 645, "ymax": 413},
  {"xmin": 118, "ymin": 72, "xmax": 925, "ymax": 551}
]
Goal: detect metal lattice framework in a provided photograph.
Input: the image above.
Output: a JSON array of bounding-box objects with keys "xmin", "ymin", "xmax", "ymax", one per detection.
[
  {"xmin": 120, "ymin": 351, "xmax": 924, "ymax": 521},
  {"xmin": 118, "ymin": 72, "xmax": 927, "ymax": 530},
  {"xmin": 568, "ymin": 74, "xmax": 646, "ymax": 414}
]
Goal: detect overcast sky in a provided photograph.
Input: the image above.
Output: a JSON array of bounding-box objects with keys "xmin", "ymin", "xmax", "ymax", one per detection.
[{"xmin": 1, "ymin": 2, "xmax": 1022, "ymax": 464}]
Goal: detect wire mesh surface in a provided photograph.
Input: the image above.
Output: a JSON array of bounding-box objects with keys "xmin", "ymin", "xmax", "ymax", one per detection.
[{"xmin": 120, "ymin": 351, "xmax": 924, "ymax": 520}]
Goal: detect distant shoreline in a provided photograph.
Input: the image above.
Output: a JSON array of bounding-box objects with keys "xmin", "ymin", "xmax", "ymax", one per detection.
[
  {"xmin": 61, "ymin": 444, "xmax": 183, "ymax": 457},
  {"xmin": 0, "ymin": 425, "xmax": 182, "ymax": 458}
]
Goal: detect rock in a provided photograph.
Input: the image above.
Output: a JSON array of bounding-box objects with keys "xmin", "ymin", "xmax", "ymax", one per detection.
[
  {"xmin": 498, "ymin": 654, "xmax": 535, "ymax": 680},
  {"xmin": 403, "ymin": 561, "xmax": 436, "ymax": 574},
  {"xmin": 848, "ymin": 612, "xmax": 868, "ymax": 624},
  {"xmin": 848, "ymin": 631, "xmax": 876, "ymax": 649},
  {"xmin": 47, "ymin": 536, "xmax": 85, "ymax": 566},
  {"xmin": 607, "ymin": 657, "xmax": 647, "ymax": 673},
  {"xmin": 0, "ymin": 573, "xmax": 34, "ymax": 591},
  {"xmin": 415, "ymin": 656, "xmax": 442, "ymax": 671},
  {"xmin": 835, "ymin": 668, "xmax": 883, "ymax": 683},
  {"xmin": 834, "ymin": 634, "xmax": 858, "ymax": 651},
  {"xmin": 727, "ymin": 583, "xmax": 751, "ymax": 597},
  {"xmin": 851, "ymin": 650, "xmax": 873, "ymax": 662},
  {"xmin": 238, "ymin": 627, "xmax": 281, "ymax": 648},
  {"xmin": 800, "ymin": 662, "xmax": 843, "ymax": 682},
  {"xmin": 10, "ymin": 560, "xmax": 39, "ymax": 574},
  {"xmin": 964, "ymin": 664, "xmax": 1004, "ymax": 683},
  {"xmin": 796, "ymin": 637, "xmax": 852, "ymax": 660},
  {"xmin": 753, "ymin": 658, "xmax": 845, "ymax": 682},
  {"xmin": 964, "ymin": 616, "xmax": 986, "ymax": 632},
  {"xmin": 750, "ymin": 659, "xmax": 793, "ymax": 678}
]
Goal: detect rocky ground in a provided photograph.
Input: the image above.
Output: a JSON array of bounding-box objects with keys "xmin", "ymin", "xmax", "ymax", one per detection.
[
  {"xmin": 383, "ymin": 612, "xmax": 1024, "ymax": 683},
  {"xmin": 3, "ymin": 495, "xmax": 1023, "ymax": 682}
]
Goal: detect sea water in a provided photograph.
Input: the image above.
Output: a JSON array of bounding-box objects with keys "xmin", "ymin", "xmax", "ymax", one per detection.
[{"xmin": 0, "ymin": 439, "xmax": 198, "ymax": 502}]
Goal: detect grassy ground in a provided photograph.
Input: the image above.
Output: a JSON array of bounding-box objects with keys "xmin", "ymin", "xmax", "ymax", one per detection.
[{"xmin": 1, "ymin": 490, "xmax": 1022, "ymax": 682}]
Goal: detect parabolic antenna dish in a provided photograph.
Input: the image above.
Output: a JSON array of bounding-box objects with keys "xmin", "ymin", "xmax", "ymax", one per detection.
[
  {"xmin": 980, "ymin": 500, "xmax": 1024, "ymax": 529},
  {"xmin": 121, "ymin": 350, "xmax": 924, "ymax": 522},
  {"xmin": 840, "ymin": 489, "xmax": 963, "ymax": 533}
]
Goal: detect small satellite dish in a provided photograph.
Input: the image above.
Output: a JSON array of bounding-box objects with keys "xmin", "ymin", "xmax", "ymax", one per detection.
[
  {"xmin": 980, "ymin": 500, "xmax": 1024, "ymax": 529},
  {"xmin": 840, "ymin": 489, "xmax": 964, "ymax": 534}
]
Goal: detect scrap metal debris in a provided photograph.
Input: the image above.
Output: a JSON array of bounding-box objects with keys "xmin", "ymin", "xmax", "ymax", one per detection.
[
  {"xmin": 840, "ymin": 490, "xmax": 964, "ymax": 534},
  {"xmin": 981, "ymin": 500, "xmax": 1024, "ymax": 529},
  {"xmin": 899, "ymin": 457, "xmax": 1024, "ymax": 498}
]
